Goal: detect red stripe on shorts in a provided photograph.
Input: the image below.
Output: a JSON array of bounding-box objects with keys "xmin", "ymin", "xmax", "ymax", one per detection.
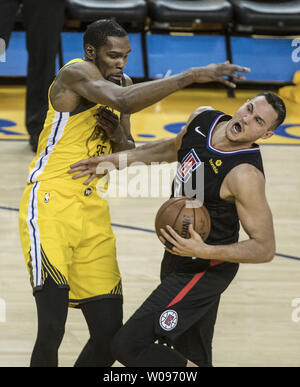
[
  {"xmin": 210, "ymin": 260, "xmax": 224, "ymax": 267},
  {"xmin": 167, "ymin": 271, "xmax": 206, "ymax": 308}
]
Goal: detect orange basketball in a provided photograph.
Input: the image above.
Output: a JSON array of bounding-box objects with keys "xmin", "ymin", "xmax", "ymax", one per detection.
[{"xmin": 155, "ymin": 197, "xmax": 211, "ymax": 241}]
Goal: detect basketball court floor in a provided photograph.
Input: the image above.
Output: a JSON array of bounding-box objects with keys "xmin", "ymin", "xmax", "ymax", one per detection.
[{"xmin": 0, "ymin": 85, "xmax": 300, "ymax": 367}]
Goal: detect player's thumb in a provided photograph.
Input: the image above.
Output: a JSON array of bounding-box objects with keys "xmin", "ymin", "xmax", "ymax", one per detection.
[{"xmin": 188, "ymin": 223, "xmax": 197, "ymax": 237}]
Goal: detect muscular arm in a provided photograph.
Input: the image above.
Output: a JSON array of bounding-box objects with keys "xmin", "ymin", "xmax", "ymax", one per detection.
[
  {"xmin": 207, "ymin": 164, "xmax": 275, "ymax": 263},
  {"xmin": 53, "ymin": 61, "xmax": 249, "ymax": 114},
  {"xmin": 111, "ymin": 112, "xmax": 135, "ymax": 153},
  {"xmin": 162, "ymin": 164, "xmax": 276, "ymax": 264},
  {"xmin": 111, "ymin": 76, "xmax": 136, "ymax": 152}
]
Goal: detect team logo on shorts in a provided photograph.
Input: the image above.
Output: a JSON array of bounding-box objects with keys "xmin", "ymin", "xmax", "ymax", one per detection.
[
  {"xmin": 84, "ymin": 188, "xmax": 92, "ymax": 196},
  {"xmin": 44, "ymin": 193, "xmax": 50, "ymax": 203},
  {"xmin": 159, "ymin": 309, "xmax": 178, "ymax": 331}
]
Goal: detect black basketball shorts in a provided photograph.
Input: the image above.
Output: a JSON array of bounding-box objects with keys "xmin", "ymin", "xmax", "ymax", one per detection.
[{"xmin": 130, "ymin": 261, "xmax": 239, "ymax": 342}]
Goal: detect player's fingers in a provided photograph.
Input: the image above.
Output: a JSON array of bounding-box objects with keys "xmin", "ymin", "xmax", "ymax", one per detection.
[
  {"xmin": 230, "ymin": 73, "xmax": 247, "ymax": 80},
  {"xmin": 188, "ymin": 223, "xmax": 201, "ymax": 239},
  {"xmin": 98, "ymin": 107, "xmax": 119, "ymax": 121},
  {"xmin": 232, "ymin": 65, "xmax": 251, "ymax": 73},
  {"xmin": 70, "ymin": 159, "xmax": 90, "ymax": 169},
  {"xmin": 83, "ymin": 173, "xmax": 96, "ymax": 185},
  {"xmin": 159, "ymin": 236, "xmax": 166, "ymax": 244},
  {"xmin": 225, "ymin": 63, "xmax": 251, "ymax": 73},
  {"xmin": 165, "ymin": 225, "xmax": 187, "ymax": 243},
  {"xmin": 188, "ymin": 223, "xmax": 195, "ymax": 236},
  {"xmin": 97, "ymin": 117, "xmax": 119, "ymax": 132},
  {"xmin": 159, "ymin": 236, "xmax": 175, "ymax": 253},
  {"xmin": 217, "ymin": 77, "xmax": 236, "ymax": 88},
  {"xmin": 99, "ymin": 119, "xmax": 119, "ymax": 132},
  {"xmin": 102, "ymin": 110, "xmax": 119, "ymax": 120},
  {"xmin": 68, "ymin": 165, "xmax": 88, "ymax": 173},
  {"xmin": 99, "ymin": 113, "xmax": 119, "ymax": 125},
  {"xmin": 160, "ymin": 228, "xmax": 180, "ymax": 248},
  {"xmin": 171, "ymin": 247, "xmax": 183, "ymax": 255},
  {"xmin": 95, "ymin": 163, "xmax": 114, "ymax": 175}
]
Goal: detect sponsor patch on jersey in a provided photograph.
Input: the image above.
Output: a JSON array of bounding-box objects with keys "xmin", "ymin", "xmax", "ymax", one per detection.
[
  {"xmin": 209, "ymin": 158, "xmax": 223, "ymax": 174},
  {"xmin": 159, "ymin": 310, "xmax": 178, "ymax": 331},
  {"xmin": 177, "ymin": 148, "xmax": 201, "ymax": 183}
]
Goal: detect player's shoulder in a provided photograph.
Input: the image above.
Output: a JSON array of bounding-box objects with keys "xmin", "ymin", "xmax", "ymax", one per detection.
[
  {"xmin": 226, "ymin": 163, "xmax": 265, "ymax": 196},
  {"xmin": 174, "ymin": 107, "xmax": 215, "ymax": 148},
  {"xmin": 231, "ymin": 163, "xmax": 264, "ymax": 178},
  {"xmin": 186, "ymin": 106, "xmax": 214, "ymax": 126},
  {"xmin": 59, "ymin": 59, "xmax": 103, "ymax": 84},
  {"xmin": 192, "ymin": 105, "xmax": 214, "ymax": 115}
]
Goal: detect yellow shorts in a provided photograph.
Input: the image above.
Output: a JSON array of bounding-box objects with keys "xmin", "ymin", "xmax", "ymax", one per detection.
[{"xmin": 19, "ymin": 179, "xmax": 122, "ymax": 307}]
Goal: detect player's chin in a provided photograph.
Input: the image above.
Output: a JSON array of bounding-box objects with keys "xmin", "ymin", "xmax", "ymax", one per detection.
[
  {"xmin": 108, "ymin": 76, "xmax": 122, "ymax": 84},
  {"xmin": 226, "ymin": 128, "xmax": 241, "ymax": 142}
]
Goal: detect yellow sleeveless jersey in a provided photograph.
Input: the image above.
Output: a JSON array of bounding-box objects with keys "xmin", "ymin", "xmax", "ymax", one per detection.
[{"xmin": 27, "ymin": 58, "xmax": 121, "ymax": 187}]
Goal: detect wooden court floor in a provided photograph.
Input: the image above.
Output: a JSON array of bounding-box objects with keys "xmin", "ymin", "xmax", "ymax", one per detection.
[{"xmin": 0, "ymin": 87, "xmax": 300, "ymax": 367}]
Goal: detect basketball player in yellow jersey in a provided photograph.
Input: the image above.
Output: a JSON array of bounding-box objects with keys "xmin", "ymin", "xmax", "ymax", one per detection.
[{"xmin": 18, "ymin": 18, "xmax": 250, "ymax": 367}]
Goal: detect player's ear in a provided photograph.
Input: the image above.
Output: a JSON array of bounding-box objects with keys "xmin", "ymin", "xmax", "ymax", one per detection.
[
  {"xmin": 84, "ymin": 44, "xmax": 96, "ymax": 61},
  {"xmin": 260, "ymin": 130, "xmax": 274, "ymax": 140}
]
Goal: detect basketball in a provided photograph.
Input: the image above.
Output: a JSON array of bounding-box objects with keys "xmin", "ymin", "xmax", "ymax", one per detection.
[{"xmin": 155, "ymin": 197, "xmax": 211, "ymax": 242}]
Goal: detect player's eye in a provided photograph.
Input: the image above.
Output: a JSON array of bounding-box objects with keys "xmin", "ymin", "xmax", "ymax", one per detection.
[{"xmin": 108, "ymin": 53, "xmax": 119, "ymax": 59}]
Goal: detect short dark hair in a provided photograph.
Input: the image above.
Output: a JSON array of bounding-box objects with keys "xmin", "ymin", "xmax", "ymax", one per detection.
[
  {"xmin": 253, "ymin": 92, "xmax": 286, "ymax": 131},
  {"xmin": 83, "ymin": 19, "xmax": 127, "ymax": 50}
]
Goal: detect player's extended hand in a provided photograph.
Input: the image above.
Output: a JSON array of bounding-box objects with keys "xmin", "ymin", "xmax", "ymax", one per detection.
[
  {"xmin": 68, "ymin": 154, "xmax": 117, "ymax": 185},
  {"xmin": 159, "ymin": 223, "xmax": 210, "ymax": 259},
  {"xmin": 192, "ymin": 61, "xmax": 251, "ymax": 88},
  {"xmin": 95, "ymin": 106, "xmax": 124, "ymax": 143}
]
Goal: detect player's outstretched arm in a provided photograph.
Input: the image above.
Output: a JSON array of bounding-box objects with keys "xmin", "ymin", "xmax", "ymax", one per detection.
[
  {"xmin": 160, "ymin": 164, "xmax": 276, "ymax": 264},
  {"xmin": 61, "ymin": 61, "xmax": 250, "ymax": 114},
  {"xmin": 68, "ymin": 137, "xmax": 177, "ymax": 185}
]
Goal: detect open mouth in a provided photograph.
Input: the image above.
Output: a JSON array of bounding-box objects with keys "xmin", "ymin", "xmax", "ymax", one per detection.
[{"xmin": 233, "ymin": 122, "xmax": 242, "ymax": 134}]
